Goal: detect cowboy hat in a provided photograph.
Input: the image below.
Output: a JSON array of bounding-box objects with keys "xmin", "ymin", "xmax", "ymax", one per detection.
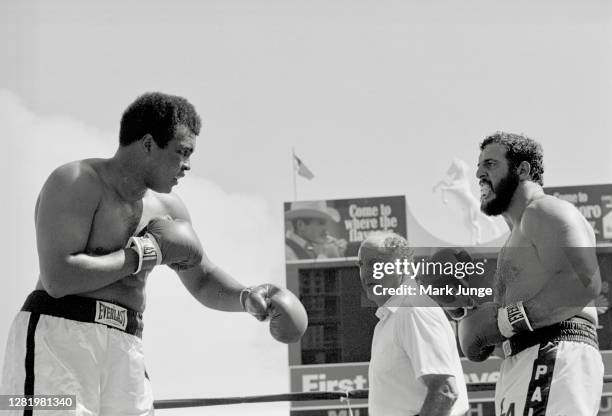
[{"xmin": 285, "ymin": 200, "xmax": 340, "ymax": 222}]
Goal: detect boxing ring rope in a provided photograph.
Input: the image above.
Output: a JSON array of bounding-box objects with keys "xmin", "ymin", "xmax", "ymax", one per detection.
[
  {"xmin": 153, "ymin": 376, "xmax": 612, "ymax": 409},
  {"xmin": 153, "ymin": 391, "xmax": 368, "ymax": 409}
]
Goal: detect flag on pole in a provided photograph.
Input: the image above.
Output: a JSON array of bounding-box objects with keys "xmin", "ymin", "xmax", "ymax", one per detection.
[{"xmin": 294, "ymin": 154, "xmax": 314, "ymax": 180}]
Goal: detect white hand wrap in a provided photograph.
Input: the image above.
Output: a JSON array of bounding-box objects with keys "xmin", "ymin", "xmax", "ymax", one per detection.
[
  {"xmin": 239, "ymin": 287, "xmax": 253, "ymax": 310},
  {"xmin": 240, "ymin": 286, "xmax": 270, "ymax": 321},
  {"xmin": 447, "ymin": 305, "xmax": 473, "ymax": 321},
  {"xmin": 497, "ymin": 301, "xmax": 534, "ymax": 338},
  {"xmin": 126, "ymin": 233, "xmax": 162, "ymax": 274}
]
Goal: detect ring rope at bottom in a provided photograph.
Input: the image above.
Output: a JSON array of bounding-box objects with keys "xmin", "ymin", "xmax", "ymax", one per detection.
[{"xmin": 153, "ymin": 375, "xmax": 612, "ymax": 409}]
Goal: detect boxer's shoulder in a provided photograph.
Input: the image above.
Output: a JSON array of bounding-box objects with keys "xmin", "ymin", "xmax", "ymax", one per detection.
[
  {"xmin": 40, "ymin": 159, "xmax": 105, "ymax": 204},
  {"xmin": 521, "ymin": 195, "xmax": 584, "ymax": 233},
  {"xmin": 145, "ymin": 190, "xmax": 191, "ymax": 222},
  {"xmin": 525, "ymin": 194, "xmax": 572, "ymax": 214},
  {"xmin": 47, "ymin": 159, "xmax": 104, "ymax": 185}
]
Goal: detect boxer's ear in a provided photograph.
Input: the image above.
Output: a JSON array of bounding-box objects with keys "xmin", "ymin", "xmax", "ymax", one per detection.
[
  {"xmin": 517, "ymin": 160, "xmax": 532, "ymax": 180},
  {"xmin": 142, "ymin": 134, "xmax": 153, "ymax": 153}
]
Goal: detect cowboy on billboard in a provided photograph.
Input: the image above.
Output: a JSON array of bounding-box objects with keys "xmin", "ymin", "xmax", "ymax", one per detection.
[{"xmin": 285, "ymin": 200, "xmax": 348, "ymax": 261}]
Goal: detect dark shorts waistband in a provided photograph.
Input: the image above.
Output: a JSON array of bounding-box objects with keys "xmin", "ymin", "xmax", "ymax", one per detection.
[
  {"xmin": 502, "ymin": 317, "xmax": 598, "ymax": 358},
  {"xmin": 21, "ymin": 290, "xmax": 144, "ymax": 338}
]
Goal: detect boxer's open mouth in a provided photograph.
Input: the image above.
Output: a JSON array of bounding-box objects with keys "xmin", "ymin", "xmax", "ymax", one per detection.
[{"xmin": 480, "ymin": 182, "xmax": 493, "ymax": 200}]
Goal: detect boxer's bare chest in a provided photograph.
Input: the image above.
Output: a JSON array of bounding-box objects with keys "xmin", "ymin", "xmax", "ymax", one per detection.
[
  {"xmin": 496, "ymin": 228, "xmax": 549, "ymax": 305},
  {"xmin": 86, "ymin": 189, "xmax": 166, "ymax": 256},
  {"xmin": 81, "ymin": 185, "xmax": 169, "ymax": 304}
]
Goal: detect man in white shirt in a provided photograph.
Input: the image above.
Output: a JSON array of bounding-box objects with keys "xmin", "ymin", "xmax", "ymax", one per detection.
[{"xmin": 358, "ymin": 233, "xmax": 469, "ymax": 416}]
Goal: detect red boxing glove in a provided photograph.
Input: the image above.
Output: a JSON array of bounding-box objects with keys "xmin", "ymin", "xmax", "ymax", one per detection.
[
  {"xmin": 241, "ymin": 284, "xmax": 308, "ymax": 344},
  {"xmin": 127, "ymin": 217, "xmax": 203, "ymax": 273}
]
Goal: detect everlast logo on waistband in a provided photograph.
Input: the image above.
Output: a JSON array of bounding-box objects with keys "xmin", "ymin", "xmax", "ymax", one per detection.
[{"xmin": 95, "ymin": 301, "xmax": 128, "ymax": 331}]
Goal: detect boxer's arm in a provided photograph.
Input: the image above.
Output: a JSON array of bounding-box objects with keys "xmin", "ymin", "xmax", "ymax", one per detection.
[
  {"xmin": 180, "ymin": 261, "xmax": 308, "ymax": 342},
  {"xmin": 161, "ymin": 194, "xmax": 245, "ymax": 311},
  {"xmin": 36, "ymin": 163, "xmax": 140, "ymax": 297},
  {"xmin": 178, "ymin": 260, "xmax": 245, "ymax": 312},
  {"xmin": 521, "ymin": 202, "xmax": 601, "ymax": 328},
  {"xmin": 419, "ymin": 374, "xmax": 458, "ymax": 416},
  {"xmin": 168, "ymin": 196, "xmax": 308, "ymax": 341}
]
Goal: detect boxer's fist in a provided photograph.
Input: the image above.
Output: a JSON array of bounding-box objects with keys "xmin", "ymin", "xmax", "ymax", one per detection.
[
  {"xmin": 241, "ymin": 284, "xmax": 308, "ymax": 343},
  {"xmin": 458, "ymin": 302, "xmax": 504, "ymax": 362},
  {"xmin": 422, "ymin": 248, "xmax": 476, "ymax": 319},
  {"xmin": 127, "ymin": 217, "xmax": 203, "ymax": 273}
]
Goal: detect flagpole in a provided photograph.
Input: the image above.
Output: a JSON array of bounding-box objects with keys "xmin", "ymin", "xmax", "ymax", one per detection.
[{"xmin": 292, "ymin": 147, "xmax": 297, "ymax": 201}]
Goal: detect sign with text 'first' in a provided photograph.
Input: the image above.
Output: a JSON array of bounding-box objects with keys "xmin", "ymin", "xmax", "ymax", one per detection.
[{"xmin": 545, "ymin": 184, "xmax": 612, "ymax": 245}]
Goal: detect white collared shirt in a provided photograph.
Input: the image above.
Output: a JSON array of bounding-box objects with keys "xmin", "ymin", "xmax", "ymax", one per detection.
[{"xmin": 368, "ymin": 294, "xmax": 469, "ymax": 416}]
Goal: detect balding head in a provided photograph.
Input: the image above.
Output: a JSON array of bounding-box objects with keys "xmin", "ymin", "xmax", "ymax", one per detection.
[
  {"xmin": 359, "ymin": 232, "xmax": 413, "ymax": 261},
  {"xmin": 358, "ymin": 232, "xmax": 413, "ymax": 307}
]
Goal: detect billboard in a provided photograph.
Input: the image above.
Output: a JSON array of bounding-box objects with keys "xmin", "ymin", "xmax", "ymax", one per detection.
[
  {"xmin": 545, "ymin": 184, "xmax": 612, "ymax": 244},
  {"xmin": 284, "ymin": 196, "xmax": 407, "ymax": 262}
]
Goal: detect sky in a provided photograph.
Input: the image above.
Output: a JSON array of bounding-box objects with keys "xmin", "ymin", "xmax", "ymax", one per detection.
[{"xmin": 0, "ymin": 1, "xmax": 611, "ymax": 415}]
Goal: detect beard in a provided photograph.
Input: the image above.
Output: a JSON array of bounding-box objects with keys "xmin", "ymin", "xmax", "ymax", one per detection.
[{"xmin": 480, "ymin": 170, "xmax": 520, "ymax": 216}]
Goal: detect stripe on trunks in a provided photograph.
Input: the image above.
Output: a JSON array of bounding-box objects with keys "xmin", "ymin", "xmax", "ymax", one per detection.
[
  {"xmin": 23, "ymin": 312, "xmax": 40, "ymax": 416},
  {"xmin": 523, "ymin": 342, "xmax": 557, "ymax": 416}
]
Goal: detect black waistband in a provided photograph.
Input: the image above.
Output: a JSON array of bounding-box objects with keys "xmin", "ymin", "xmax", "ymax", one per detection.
[
  {"xmin": 21, "ymin": 290, "xmax": 143, "ymax": 338},
  {"xmin": 502, "ymin": 317, "xmax": 598, "ymax": 358}
]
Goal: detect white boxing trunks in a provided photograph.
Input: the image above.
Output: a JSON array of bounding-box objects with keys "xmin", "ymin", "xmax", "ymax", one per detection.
[
  {"xmin": 495, "ymin": 318, "xmax": 603, "ymax": 416},
  {"xmin": 0, "ymin": 291, "xmax": 154, "ymax": 416}
]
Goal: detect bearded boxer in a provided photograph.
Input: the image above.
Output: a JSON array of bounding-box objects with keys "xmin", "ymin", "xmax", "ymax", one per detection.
[
  {"xmin": 0, "ymin": 92, "xmax": 307, "ymax": 416},
  {"xmin": 458, "ymin": 132, "xmax": 603, "ymax": 415}
]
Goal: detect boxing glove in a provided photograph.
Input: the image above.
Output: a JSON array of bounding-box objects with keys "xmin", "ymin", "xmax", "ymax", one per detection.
[
  {"xmin": 458, "ymin": 302, "xmax": 505, "ymax": 361},
  {"xmin": 241, "ymin": 284, "xmax": 308, "ymax": 344},
  {"xmin": 127, "ymin": 217, "xmax": 203, "ymax": 273},
  {"xmin": 421, "ymin": 248, "xmax": 477, "ymax": 320}
]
